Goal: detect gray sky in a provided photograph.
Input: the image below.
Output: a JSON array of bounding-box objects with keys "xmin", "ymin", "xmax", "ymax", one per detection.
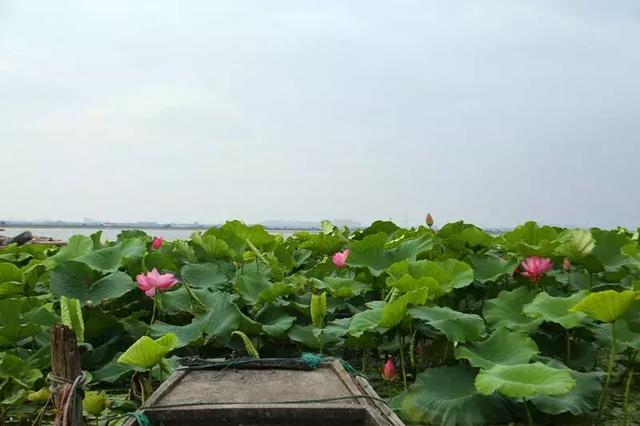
[{"xmin": 1, "ymin": 1, "xmax": 639, "ymax": 229}]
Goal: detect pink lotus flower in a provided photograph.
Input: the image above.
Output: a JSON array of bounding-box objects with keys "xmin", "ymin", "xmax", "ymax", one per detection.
[
  {"xmin": 563, "ymin": 258, "xmax": 571, "ymax": 272},
  {"xmin": 332, "ymin": 249, "xmax": 350, "ymax": 269},
  {"xmin": 520, "ymin": 256, "xmax": 553, "ymax": 282},
  {"xmin": 151, "ymin": 237, "xmax": 164, "ymax": 249},
  {"xmin": 426, "ymin": 213, "xmax": 434, "ymax": 227},
  {"xmin": 136, "ymin": 268, "xmax": 178, "ymax": 297},
  {"xmin": 382, "ymin": 357, "xmax": 397, "ymax": 381}
]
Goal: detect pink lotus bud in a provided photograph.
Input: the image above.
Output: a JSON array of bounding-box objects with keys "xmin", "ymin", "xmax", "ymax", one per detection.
[
  {"xmin": 135, "ymin": 268, "xmax": 178, "ymax": 297},
  {"xmin": 563, "ymin": 258, "xmax": 571, "ymax": 272},
  {"xmin": 520, "ymin": 256, "xmax": 553, "ymax": 282},
  {"xmin": 382, "ymin": 357, "xmax": 397, "ymax": 382},
  {"xmin": 426, "ymin": 213, "xmax": 434, "ymax": 227},
  {"xmin": 332, "ymin": 249, "xmax": 350, "ymax": 269},
  {"xmin": 151, "ymin": 237, "xmax": 164, "ymax": 249}
]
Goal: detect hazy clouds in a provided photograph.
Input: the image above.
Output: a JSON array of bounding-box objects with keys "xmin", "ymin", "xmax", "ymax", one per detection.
[{"xmin": 1, "ymin": 1, "xmax": 639, "ymax": 228}]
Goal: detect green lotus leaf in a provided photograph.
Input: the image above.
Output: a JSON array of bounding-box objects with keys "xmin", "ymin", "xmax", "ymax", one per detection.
[
  {"xmin": 287, "ymin": 324, "xmax": 343, "ymax": 349},
  {"xmin": 441, "ymin": 224, "xmax": 495, "ymax": 251},
  {"xmin": 348, "ymin": 308, "xmax": 384, "ymax": 337},
  {"xmin": 191, "ymin": 232, "xmax": 234, "ymax": 260},
  {"xmin": 155, "ymin": 286, "xmax": 194, "ymax": 315},
  {"xmin": 409, "ymin": 306, "xmax": 485, "ymax": 343},
  {"xmin": 592, "ymin": 229, "xmax": 639, "ymax": 271},
  {"xmin": 379, "ymin": 288, "xmax": 429, "ymax": 328},
  {"xmin": 50, "ymin": 235, "xmax": 94, "ymax": 264},
  {"xmin": 255, "ymin": 305, "xmax": 296, "ymax": 337},
  {"xmin": 475, "ymin": 362, "xmax": 576, "ymax": 398},
  {"xmin": 483, "ymin": 287, "xmax": 543, "ymax": 332},
  {"xmin": 354, "ymin": 220, "xmax": 401, "ymax": 238},
  {"xmin": 50, "ymin": 263, "xmax": 134, "ymax": 305},
  {"xmin": 181, "ymin": 263, "xmax": 229, "ymax": 291},
  {"xmin": 570, "ymin": 289, "xmax": 638, "ymax": 323},
  {"xmin": 310, "ymin": 292, "xmax": 327, "ymax": 328},
  {"xmin": 347, "ymin": 233, "xmax": 432, "ymax": 277},
  {"xmin": 143, "ymin": 251, "xmax": 178, "ymax": 272},
  {"xmin": 440, "ymin": 259, "xmax": 475, "ymax": 288},
  {"xmin": 208, "ymin": 220, "xmax": 277, "ymax": 254},
  {"xmin": 298, "ymin": 233, "xmax": 344, "ymax": 255},
  {"xmin": 120, "ymin": 237, "xmax": 147, "ymax": 262},
  {"xmin": 387, "ymin": 259, "xmax": 472, "ymax": 299},
  {"xmin": 60, "ymin": 296, "xmax": 85, "ymax": 342},
  {"xmin": 117, "ymin": 333, "xmax": 179, "ymax": 369},
  {"xmin": 91, "ymin": 360, "xmax": 134, "ymax": 384},
  {"xmin": 76, "ymin": 245, "xmax": 124, "ymax": 272},
  {"xmin": 553, "ymin": 229, "xmax": 595, "ymax": 259},
  {"xmin": 454, "ymin": 328, "xmax": 538, "ymax": 369},
  {"xmin": 313, "ymin": 277, "xmax": 369, "ymax": 298},
  {"xmin": 236, "ymin": 271, "xmax": 272, "ymax": 305},
  {"xmin": 0, "ymin": 263, "xmax": 22, "ymax": 284},
  {"xmin": 468, "ymin": 255, "xmax": 518, "ymax": 284},
  {"xmin": 528, "ymin": 360, "xmax": 602, "ymax": 416},
  {"xmin": 523, "ymin": 291, "xmax": 588, "ymax": 329},
  {"xmin": 590, "ymin": 318, "xmax": 640, "ymax": 352},
  {"xmin": 256, "ymin": 282, "xmax": 297, "ymax": 305},
  {"xmin": 0, "ymin": 353, "xmax": 43, "ymax": 388},
  {"xmin": 500, "ymin": 221, "xmax": 559, "ymax": 257},
  {"xmin": 194, "ymin": 291, "xmax": 262, "ymax": 345},
  {"xmin": 150, "ymin": 320, "xmax": 203, "ymax": 348},
  {"xmin": 390, "ymin": 366, "xmax": 513, "ymax": 426}
]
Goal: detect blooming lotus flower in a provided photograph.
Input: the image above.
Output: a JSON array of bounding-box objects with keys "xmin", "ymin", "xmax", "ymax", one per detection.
[
  {"xmin": 332, "ymin": 249, "xmax": 350, "ymax": 269},
  {"xmin": 426, "ymin": 213, "xmax": 434, "ymax": 227},
  {"xmin": 151, "ymin": 237, "xmax": 164, "ymax": 249},
  {"xmin": 520, "ymin": 256, "xmax": 553, "ymax": 282},
  {"xmin": 563, "ymin": 258, "xmax": 571, "ymax": 272},
  {"xmin": 382, "ymin": 358, "xmax": 397, "ymax": 381},
  {"xmin": 136, "ymin": 268, "xmax": 178, "ymax": 297}
]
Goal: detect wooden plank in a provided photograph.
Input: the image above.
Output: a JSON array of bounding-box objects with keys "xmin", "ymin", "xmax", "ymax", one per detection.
[{"xmin": 355, "ymin": 376, "xmax": 405, "ymax": 426}]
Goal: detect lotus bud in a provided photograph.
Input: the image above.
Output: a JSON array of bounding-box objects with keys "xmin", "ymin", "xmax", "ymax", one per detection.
[
  {"xmin": 151, "ymin": 236, "xmax": 164, "ymax": 249},
  {"xmin": 426, "ymin": 213, "xmax": 434, "ymax": 228},
  {"xmin": 83, "ymin": 391, "xmax": 109, "ymax": 416},
  {"xmin": 382, "ymin": 357, "xmax": 397, "ymax": 381}
]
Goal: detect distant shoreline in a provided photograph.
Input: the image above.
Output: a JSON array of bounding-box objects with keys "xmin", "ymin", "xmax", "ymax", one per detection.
[{"xmin": 0, "ymin": 224, "xmax": 321, "ymax": 231}]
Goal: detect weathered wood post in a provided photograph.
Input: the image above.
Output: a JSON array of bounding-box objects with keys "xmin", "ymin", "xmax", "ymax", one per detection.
[{"xmin": 50, "ymin": 324, "xmax": 83, "ymax": 426}]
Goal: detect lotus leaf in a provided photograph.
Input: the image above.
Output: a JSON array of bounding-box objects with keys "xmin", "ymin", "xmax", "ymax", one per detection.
[
  {"xmin": 475, "ymin": 362, "xmax": 576, "ymax": 398},
  {"xmin": 117, "ymin": 333, "xmax": 179, "ymax": 369}
]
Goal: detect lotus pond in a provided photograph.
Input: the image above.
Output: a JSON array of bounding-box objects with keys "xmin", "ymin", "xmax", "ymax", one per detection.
[{"xmin": 0, "ymin": 219, "xmax": 639, "ymax": 425}]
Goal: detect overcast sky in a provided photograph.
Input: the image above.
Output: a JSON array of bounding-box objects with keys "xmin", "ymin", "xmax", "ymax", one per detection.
[{"xmin": 1, "ymin": 1, "xmax": 639, "ymax": 229}]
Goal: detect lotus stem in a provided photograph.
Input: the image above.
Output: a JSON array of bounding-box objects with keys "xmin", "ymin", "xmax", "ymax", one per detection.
[
  {"xmin": 623, "ymin": 350, "xmax": 638, "ymax": 426},
  {"xmin": 523, "ymin": 399, "xmax": 533, "ymax": 426},
  {"xmin": 183, "ymin": 282, "xmax": 206, "ymax": 310},
  {"xmin": 597, "ymin": 321, "xmax": 617, "ymax": 419},
  {"xmin": 565, "ymin": 329, "xmax": 572, "ymax": 365},
  {"xmin": 409, "ymin": 328, "xmax": 417, "ymax": 369},
  {"xmin": 149, "ymin": 297, "xmax": 158, "ymax": 330},
  {"xmin": 399, "ymin": 335, "xmax": 407, "ymax": 390}
]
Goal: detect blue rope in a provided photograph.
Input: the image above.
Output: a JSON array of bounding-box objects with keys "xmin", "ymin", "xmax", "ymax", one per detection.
[
  {"xmin": 299, "ymin": 352, "xmax": 363, "ymax": 377},
  {"xmin": 300, "ymin": 352, "xmax": 323, "ymax": 369},
  {"xmin": 105, "ymin": 411, "xmax": 153, "ymax": 426}
]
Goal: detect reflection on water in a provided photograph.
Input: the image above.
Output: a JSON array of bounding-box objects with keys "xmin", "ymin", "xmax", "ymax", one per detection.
[{"xmin": 0, "ymin": 227, "xmax": 301, "ymax": 241}]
